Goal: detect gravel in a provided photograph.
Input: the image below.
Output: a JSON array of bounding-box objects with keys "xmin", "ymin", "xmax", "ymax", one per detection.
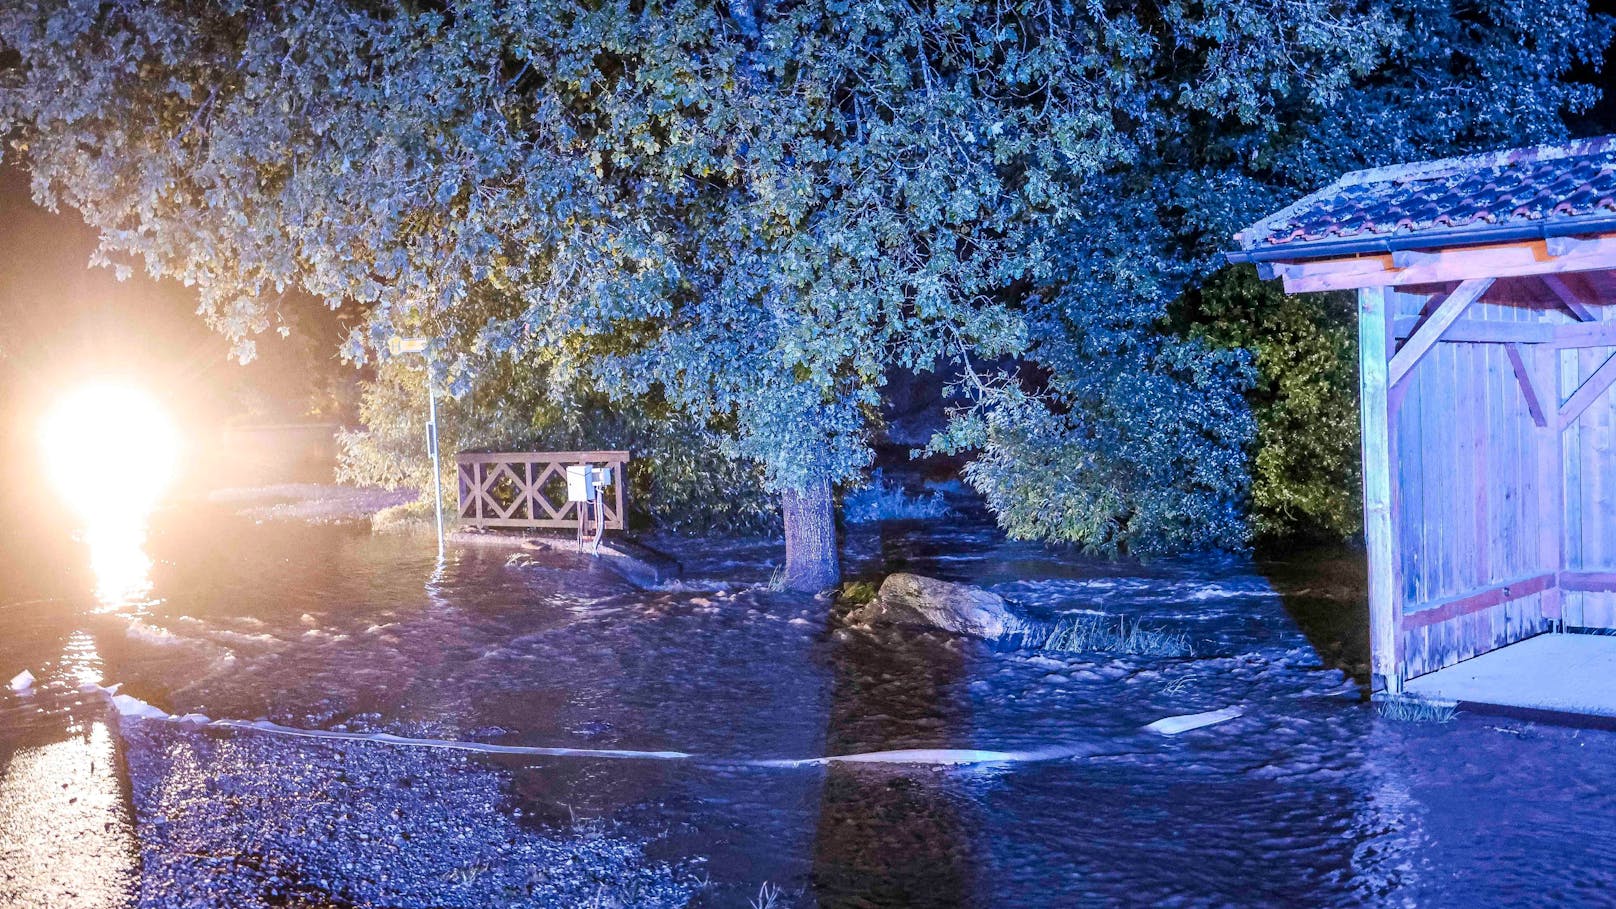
[{"xmin": 121, "ymin": 719, "xmax": 699, "ymax": 908}]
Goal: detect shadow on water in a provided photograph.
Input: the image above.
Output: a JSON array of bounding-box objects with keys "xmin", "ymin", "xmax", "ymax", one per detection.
[
  {"xmin": 1256, "ymin": 544, "xmax": 1373, "ymax": 687},
  {"xmin": 812, "ymin": 621, "xmax": 976, "ymax": 908}
]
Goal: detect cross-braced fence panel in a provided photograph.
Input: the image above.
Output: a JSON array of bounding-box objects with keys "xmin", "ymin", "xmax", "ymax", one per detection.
[{"xmin": 456, "ymin": 451, "xmax": 628, "ymax": 530}]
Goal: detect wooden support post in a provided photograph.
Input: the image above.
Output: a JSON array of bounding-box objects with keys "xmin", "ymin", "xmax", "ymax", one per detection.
[
  {"xmin": 1561, "ymin": 348, "xmax": 1585, "ymax": 626},
  {"xmin": 1389, "ymin": 277, "xmax": 1494, "ymax": 391},
  {"xmin": 1533, "ymin": 346, "xmax": 1564, "ymax": 625},
  {"xmin": 1360, "ymin": 287, "xmax": 1403, "ymax": 694}
]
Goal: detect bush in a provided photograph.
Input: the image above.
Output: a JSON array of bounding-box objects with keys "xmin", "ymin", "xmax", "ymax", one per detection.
[
  {"xmin": 1177, "ymin": 267, "xmax": 1362, "ymax": 542},
  {"xmin": 936, "ymin": 334, "xmax": 1256, "ymax": 556},
  {"xmin": 337, "ymin": 359, "xmax": 780, "ymax": 535}
]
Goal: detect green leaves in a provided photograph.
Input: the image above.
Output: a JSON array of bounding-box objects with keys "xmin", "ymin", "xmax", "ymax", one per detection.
[{"xmin": 3, "ymin": 0, "xmax": 1608, "ymax": 550}]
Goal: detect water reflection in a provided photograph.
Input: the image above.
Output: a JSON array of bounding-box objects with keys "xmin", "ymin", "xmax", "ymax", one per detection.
[
  {"xmin": 60, "ymin": 629, "xmax": 105, "ymax": 687},
  {"xmin": 83, "ymin": 519, "xmax": 158, "ymax": 613},
  {"xmin": 0, "ymin": 721, "xmax": 137, "ymax": 909},
  {"xmin": 811, "ymin": 524, "xmax": 978, "ymax": 906}
]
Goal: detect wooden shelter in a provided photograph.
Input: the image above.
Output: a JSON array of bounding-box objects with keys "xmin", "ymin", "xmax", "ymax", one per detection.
[{"xmin": 1230, "ymin": 137, "xmax": 1616, "ymax": 713}]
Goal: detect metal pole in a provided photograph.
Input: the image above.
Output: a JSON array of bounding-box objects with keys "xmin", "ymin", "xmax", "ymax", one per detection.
[{"xmin": 425, "ymin": 353, "xmax": 445, "ymax": 560}]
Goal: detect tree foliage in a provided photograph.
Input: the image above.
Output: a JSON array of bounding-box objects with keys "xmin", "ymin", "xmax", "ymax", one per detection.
[
  {"xmin": 1159, "ymin": 1, "xmax": 1612, "ymax": 544},
  {"xmin": 1, "ymin": 0, "xmax": 1609, "ymax": 556}
]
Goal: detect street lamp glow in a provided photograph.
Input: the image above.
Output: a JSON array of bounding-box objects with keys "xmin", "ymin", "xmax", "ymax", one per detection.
[{"xmin": 39, "ymin": 382, "xmax": 180, "ymax": 522}]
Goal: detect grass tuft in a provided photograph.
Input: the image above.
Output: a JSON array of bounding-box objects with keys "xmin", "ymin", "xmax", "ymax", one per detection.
[
  {"xmin": 843, "ymin": 473, "xmax": 951, "ymax": 524},
  {"xmin": 750, "ymin": 882, "xmax": 786, "ymax": 909},
  {"xmin": 1375, "ymin": 697, "xmax": 1458, "ymax": 724},
  {"xmin": 371, "ymin": 498, "xmax": 436, "ymax": 534},
  {"xmin": 1010, "ymin": 614, "xmax": 1194, "ymax": 657},
  {"xmin": 765, "ymin": 565, "xmax": 789, "ymax": 592}
]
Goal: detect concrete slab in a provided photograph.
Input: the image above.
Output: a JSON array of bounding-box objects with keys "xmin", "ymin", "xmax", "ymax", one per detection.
[{"xmin": 1404, "ymin": 633, "xmax": 1616, "ymax": 717}]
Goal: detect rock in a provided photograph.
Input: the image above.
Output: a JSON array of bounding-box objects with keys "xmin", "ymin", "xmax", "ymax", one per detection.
[{"xmin": 846, "ymin": 573, "xmax": 1018, "ymax": 639}]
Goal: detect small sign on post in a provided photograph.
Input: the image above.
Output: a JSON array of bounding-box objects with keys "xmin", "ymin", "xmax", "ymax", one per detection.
[
  {"xmin": 388, "ymin": 335, "xmax": 443, "ymax": 560},
  {"xmin": 388, "ymin": 336, "xmax": 429, "ymax": 356}
]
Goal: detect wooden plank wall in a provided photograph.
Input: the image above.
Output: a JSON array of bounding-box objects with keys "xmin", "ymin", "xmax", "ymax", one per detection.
[
  {"xmin": 1390, "ymin": 288, "xmax": 1556, "ymax": 678},
  {"xmin": 1563, "ymin": 335, "xmax": 1616, "ymax": 630}
]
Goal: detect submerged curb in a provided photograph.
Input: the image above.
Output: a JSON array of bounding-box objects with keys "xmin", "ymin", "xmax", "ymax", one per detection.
[{"xmin": 446, "ymin": 529, "xmax": 682, "ymax": 587}]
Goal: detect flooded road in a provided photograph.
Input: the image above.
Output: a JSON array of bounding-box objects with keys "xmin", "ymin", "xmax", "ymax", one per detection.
[{"xmin": 4, "ymin": 493, "xmax": 1616, "ymax": 907}]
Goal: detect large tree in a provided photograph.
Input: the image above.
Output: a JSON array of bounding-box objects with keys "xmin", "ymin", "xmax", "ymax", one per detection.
[{"xmin": 3, "ymin": 0, "xmax": 1606, "ymax": 587}]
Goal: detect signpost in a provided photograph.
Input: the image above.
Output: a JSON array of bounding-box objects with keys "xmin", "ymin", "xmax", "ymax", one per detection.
[{"xmin": 388, "ymin": 336, "xmax": 444, "ymax": 559}]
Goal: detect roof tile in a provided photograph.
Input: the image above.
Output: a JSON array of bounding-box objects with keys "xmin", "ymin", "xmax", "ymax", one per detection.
[{"xmin": 1235, "ymin": 137, "xmax": 1616, "ymax": 254}]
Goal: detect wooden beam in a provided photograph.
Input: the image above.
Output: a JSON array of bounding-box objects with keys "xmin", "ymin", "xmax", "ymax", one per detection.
[
  {"xmin": 1278, "ymin": 234, "xmax": 1616, "ymax": 293},
  {"xmin": 1560, "ymin": 571, "xmax": 1616, "ymax": 593},
  {"xmin": 1383, "ymin": 318, "xmax": 1616, "ymax": 347},
  {"xmin": 456, "ymin": 450, "xmax": 631, "ymax": 464},
  {"xmin": 1402, "ymin": 573, "xmax": 1556, "ymax": 631},
  {"xmin": 1359, "ymin": 287, "xmax": 1402, "ymax": 694},
  {"xmin": 1389, "ymin": 278, "xmax": 1494, "ymax": 389},
  {"xmin": 1542, "ymin": 274, "xmax": 1597, "ymax": 322},
  {"xmin": 1558, "ymin": 350, "xmax": 1616, "ymax": 430},
  {"xmin": 1393, "ymin": 317, "xmax": 1554, "ymax": 344},
  {"xmin": 1506, "ymin": 343, "xmax": 1548, "ymax": 427},
  {"xmin": 1554, "ymin": 321, "xmax": 1616, "ymax": 348}
]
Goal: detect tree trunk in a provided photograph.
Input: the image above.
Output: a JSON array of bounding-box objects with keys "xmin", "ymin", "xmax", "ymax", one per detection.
[{"xmin": 781, "ymin": 477, "xmax": 839, "ymax": 592}]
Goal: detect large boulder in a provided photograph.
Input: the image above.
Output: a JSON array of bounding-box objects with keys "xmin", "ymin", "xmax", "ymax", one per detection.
[{"xmin": 846, "ymin": 573, "xmax": 1019, "ymax": 639}]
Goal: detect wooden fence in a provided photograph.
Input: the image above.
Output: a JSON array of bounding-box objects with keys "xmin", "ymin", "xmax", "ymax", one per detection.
[{"xmin": 456, "ymin": 451, "xmax": 629, "ymax": 530}]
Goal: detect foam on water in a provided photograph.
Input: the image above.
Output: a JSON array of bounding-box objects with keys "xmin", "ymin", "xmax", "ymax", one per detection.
[
  {"xmin": 1144, "ymin": 706, "xmax": 1245, "ymax": 735},
  {"xmin": 94, "ymin": 684, "xmax": 1139, "ymax": 769}
]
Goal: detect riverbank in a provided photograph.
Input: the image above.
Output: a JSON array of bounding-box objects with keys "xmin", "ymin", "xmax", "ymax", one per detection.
[{"xmin": 205, "ymin": 484, "xmax": 416, "ymax": 524}]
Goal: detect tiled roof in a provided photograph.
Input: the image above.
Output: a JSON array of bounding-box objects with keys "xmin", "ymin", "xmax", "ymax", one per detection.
[{"xmin": 1233, "ymin": 136, "xmax": 1616, "ymax": 257}]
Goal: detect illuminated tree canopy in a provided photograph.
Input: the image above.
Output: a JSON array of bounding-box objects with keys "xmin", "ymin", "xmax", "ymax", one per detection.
[{"xmin": 2, "ymin": 0, "xmax": 1608, "ymax": 586}]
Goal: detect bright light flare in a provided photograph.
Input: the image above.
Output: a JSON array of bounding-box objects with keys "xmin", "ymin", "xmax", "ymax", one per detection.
[
  {"xmin": 39, "ymin": 382, "xmax": 179, "ymax": 611},
  {"xmin": 39, "ymin": 382, "xmax": 180, "ymax": 522}
]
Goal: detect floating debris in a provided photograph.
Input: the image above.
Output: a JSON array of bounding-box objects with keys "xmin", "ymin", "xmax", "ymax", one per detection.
[{"xmin": 1144, "ymin": 706, "xmax": 1244, "ymax": 735}]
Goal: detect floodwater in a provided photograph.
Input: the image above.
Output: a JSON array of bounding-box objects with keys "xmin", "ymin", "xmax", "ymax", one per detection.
[{"xmin": 5, "ymin": 490, "xmax": 1616, "ymax": 907}]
